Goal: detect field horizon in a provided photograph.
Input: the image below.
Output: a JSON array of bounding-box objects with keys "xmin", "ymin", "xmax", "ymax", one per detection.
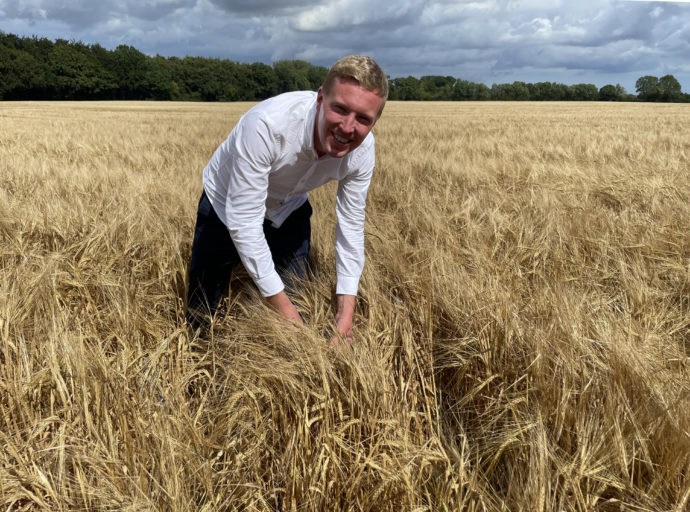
[{"xmin": 1, "ymin": 100, "xmax": 689, "ymax": 511}]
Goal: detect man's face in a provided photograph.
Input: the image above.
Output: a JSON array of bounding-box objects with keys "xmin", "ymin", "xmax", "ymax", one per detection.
[{"xmin": 314, "ymin": 77, "xmax": 384, "ymax": 158}]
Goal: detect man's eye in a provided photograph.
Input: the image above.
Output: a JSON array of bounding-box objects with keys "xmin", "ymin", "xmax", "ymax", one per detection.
[{"xmin": 333, "ymin": 105, "xmax": 346, "ymax": 113}]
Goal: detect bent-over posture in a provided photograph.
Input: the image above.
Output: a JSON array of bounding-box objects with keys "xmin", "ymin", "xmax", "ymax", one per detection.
[{"xmin": 186, "ymin": 55, "xmax": 388, "ymax": 344}]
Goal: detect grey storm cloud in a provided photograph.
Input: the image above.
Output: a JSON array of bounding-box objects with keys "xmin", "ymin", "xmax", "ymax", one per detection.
[
  {"xmin": 2, "ymin": 0, "xmax": 690, "ymax": 89},
  {"xmin": 124, "ymin": 0, "xmax": 191, "ymax": 22},
  {"xmin": 208, "ymin": 0, "xmax": 322, "ymax": 16},
  {"xmin": 493, "ymin": 40, "xmax": 655, "ymax": 74},
  {"xmin": 2, "ymin": 0, "xmax": 191, "ymax": 27}
]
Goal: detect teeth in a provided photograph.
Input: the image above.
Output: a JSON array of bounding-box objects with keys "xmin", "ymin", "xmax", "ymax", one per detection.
[{"xmin": 333, "ymin": 133, "xmax": 350, "ymax": 144}]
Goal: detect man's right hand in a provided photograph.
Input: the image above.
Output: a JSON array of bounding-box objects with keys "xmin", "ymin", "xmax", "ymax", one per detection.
[{"xmin": 266, "ymin": 290, "xmax": 303, "ymax": 325}]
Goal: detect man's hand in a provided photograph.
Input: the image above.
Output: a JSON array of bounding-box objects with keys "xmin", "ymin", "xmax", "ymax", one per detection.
[
  {"xmin": 329, "ymin": 294, "xmax": 355, "ymax": 347},
  {"xmin": 266, "ymin": 290, "xmax": 303, "ymax": 325}
]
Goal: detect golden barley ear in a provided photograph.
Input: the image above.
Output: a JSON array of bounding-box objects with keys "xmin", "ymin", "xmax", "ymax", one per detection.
[{"xmin": 1, "ymin": 101, "xmax": 688, "ymax": 510}]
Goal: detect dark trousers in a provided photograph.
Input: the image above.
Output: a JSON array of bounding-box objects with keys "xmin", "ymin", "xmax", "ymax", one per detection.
[{"xmin": 186, "ymin": 191, "xmax": 312, "ymax": 327}]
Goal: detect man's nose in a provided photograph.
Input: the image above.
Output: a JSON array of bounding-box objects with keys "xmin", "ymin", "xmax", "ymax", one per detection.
[{"xmin": 341, "ymin": 114, "xmax": 355, "ymax": 133}]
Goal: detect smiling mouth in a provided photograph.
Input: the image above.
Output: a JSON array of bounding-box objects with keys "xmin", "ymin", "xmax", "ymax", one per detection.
[{"xmin": 332, "ymin": 132, "xmax": 352, "ymax": 145}]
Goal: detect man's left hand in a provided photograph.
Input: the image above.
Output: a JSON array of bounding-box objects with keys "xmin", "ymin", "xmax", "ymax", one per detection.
[{"xmin": 329, "ymin": 294, "xmax": 355, "ymax": 347}]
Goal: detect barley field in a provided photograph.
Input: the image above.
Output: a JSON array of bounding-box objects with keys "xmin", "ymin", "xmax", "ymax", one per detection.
[{"xmin": 1, "ymin": 100, "xmax": 689, "ymax": 511}]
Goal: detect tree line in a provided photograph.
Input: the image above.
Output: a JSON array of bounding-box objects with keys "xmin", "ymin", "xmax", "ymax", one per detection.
[{"xmin": 1, "ymin": 32, "xmax": 688, "ymax": 102}]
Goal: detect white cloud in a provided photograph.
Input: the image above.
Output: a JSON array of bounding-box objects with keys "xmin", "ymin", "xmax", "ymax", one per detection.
[
  {"xmin": 420, "ymin": 1, "xmax": 500, "ymax": 25},
  {"xmin": 291, "ymin": 0, "xmax": 421, "ymax": 32},
  {"xmin": 507, "ymin": 0, "xmax": 564, "ymax": 11},
  {"xmin": 2, "ymin": 0, "xmax": 689, "ymax": 91}
]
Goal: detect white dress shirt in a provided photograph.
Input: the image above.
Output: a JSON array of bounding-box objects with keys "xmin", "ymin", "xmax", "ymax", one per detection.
[{"xmin": 202, "ymin": 91, "xmax": 375, "ymax": 298}]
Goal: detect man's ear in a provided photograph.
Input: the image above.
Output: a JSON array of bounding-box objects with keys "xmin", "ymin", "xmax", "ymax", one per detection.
[{"xmin": 316, "ymin": 86, "xmax": 323, "ymax": 106}]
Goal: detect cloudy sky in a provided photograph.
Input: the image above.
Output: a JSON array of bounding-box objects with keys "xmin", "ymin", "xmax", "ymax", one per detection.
[{"xmin": 1, "ymin": 0, "xmax": 689, "ymax": 92}]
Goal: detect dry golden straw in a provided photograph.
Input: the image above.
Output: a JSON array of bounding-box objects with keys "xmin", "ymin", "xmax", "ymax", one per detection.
[{"xmin": 1, "ymin": 100, "xmax": 689, "ymax": 511}]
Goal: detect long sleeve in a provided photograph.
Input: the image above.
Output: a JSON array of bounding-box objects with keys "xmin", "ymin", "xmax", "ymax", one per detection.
[
  {"xmin": 334, "ymin": 148, "xmax": 374, "ymax": 295},
  {"xmin": 219, "ymin": 112, "xmax": 285, "ymax": 297},
  {"xmin": 201, "ymin": 91, "xmax": 376, "ymax": 299}
]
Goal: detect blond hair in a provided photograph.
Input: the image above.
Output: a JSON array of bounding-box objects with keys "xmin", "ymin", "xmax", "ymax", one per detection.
[{"xmin": 323, "ymin": 55, "xmax": 388, "ymax": 116}]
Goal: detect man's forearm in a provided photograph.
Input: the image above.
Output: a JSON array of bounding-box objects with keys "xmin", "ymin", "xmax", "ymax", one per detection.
[
  {"xmin": 266, "ymin": 290, "xmax": 302, "ymax": 324},
  {"xmin": 335, "ymin": 294, "xmax": 356, "ymax": 322},
  {"xmin": 330, "ymin": 294, "xmax": 355, "ymax": 346}
]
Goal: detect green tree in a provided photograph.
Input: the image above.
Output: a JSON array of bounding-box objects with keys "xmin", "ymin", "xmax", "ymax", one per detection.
[
  {"xmin": 490, "ymin": 82, "xmax": 529, "ymax": 101},
  {"xmin": 452, "ymin": 79, "xmax": 480, "ymax": 101},
  {"xmin": 146, "ymin": 55, "xmax": 178, "ymax": 100},
  {"xmin": 659, "ymin": 74, "xmax": 682, "ymax": 102},
  {"xmin": 599, "ymin": 84, "xmax": 617, "ymax": 101},
  {"xmin": 159, "ymin": 56, "xmax": 187, "ymax": 100},
  {"xmin": 307, "ymin": 64, "xmax": 328, "ymax": 90},
  {"xmin": 273, "ymin": 60, "xmax": 311, "ymax": 92},
  {"xmin": 530, "ymin": 82, "xmax": 570, "ymax": 100},
  {"xmin": 568, "ymin": 83, "xmax": 598, "ymax": 101},
  {"xmin": 511, "ymin": 81, "xmax": 530, "ymax": 100},
  {"xmin": 419, "ymin": 75, "xmax": 455, "ymax": 100},
  {"xmin": 107, "ymin": 45, "xmax": 153, "ymax": 99},
  {"xmin": 248, "ymin": 62, "xmax": 279, "ymax": 99},
  {"xmin": 218, "ymin": 60, "xmax": 242, "ymax": 101},
  {"xmin": 473, "ymin": 82, "xmax": 491, "ymax": 101},
  {"xmin": 490, "ymin": 83, "xmax": 510, "ymax": 100},
  {"xmin": 389, "ymin": 76, "xmax": 421, "ymax": 100},
  {"xmin": 615, "ymin": 84, "xmax": 626, "ymax": 98},
  {"xmin": 10, "ymin": 34, "xmax": 54, "ymax": 68},
  {"xmin": 48, "ymin": 40, "xmax": 114, "ymax": 99},
  {"xmin": 0, "ymin": 45, "xmax": 46, "ymax": 99},
  {"xmin": 173, "ymin": 57, "xmax": 238, "ymax": 101},
  {"xmin": 635, "ymin": 75, "xmax": 662, "ymax": 101}
]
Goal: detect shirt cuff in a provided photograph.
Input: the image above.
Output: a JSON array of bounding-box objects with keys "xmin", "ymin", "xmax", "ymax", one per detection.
[
  {"xmin": 336, "ymin": 275, "xmax": 360, "ymax": 296},
  {"xmin": 255, "ymin": 271, "xmax": 285, "ymax": 297}
]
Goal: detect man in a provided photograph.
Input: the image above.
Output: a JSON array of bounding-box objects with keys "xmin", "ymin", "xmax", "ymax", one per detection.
[{"xmin": 186, "ymin": 55, "xmax": 387, "ymax": 345}]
